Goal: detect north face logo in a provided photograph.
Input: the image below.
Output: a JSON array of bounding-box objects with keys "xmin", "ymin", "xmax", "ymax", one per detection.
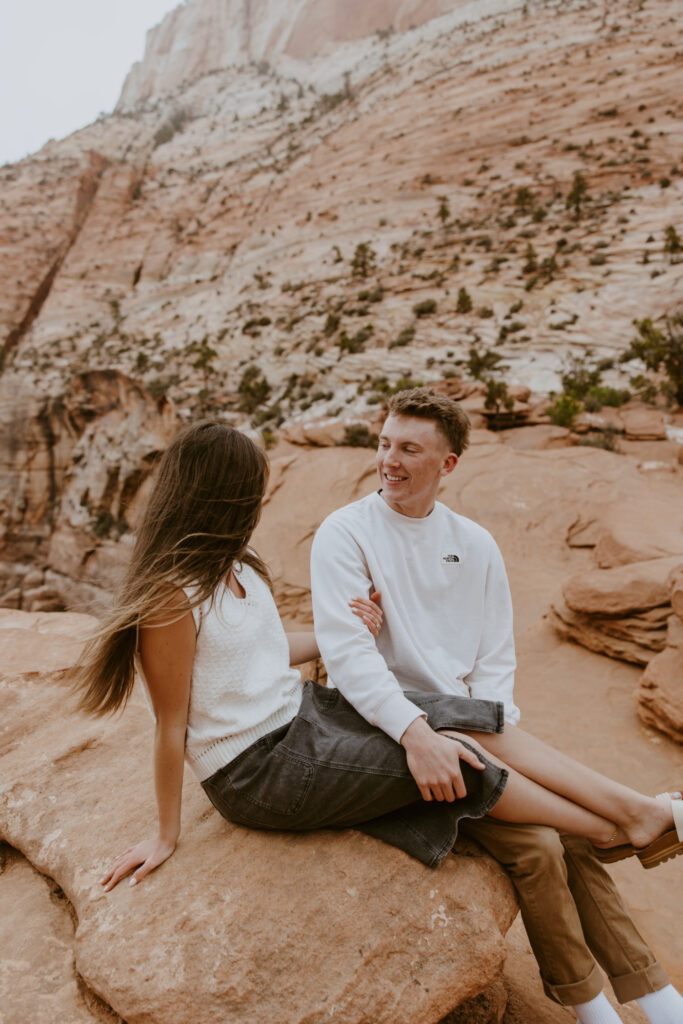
[{"xmin": 441, "ymin": 553, "xmax": 460, "ymax": 563}]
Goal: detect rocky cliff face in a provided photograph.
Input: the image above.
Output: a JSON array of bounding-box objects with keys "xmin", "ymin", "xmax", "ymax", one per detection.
[
  {"xmin": 116, "ymin": 0, "xmax": 478, "ymax": 109},
  {"xmin": 1, "ymin": 0, "xmax": 682, "ymax": 620}
]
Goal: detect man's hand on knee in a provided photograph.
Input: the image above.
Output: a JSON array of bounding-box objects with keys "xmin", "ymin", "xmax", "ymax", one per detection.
[{"xmin": 400, "ymin": 717, "xmax": 485, "ymax": 802}]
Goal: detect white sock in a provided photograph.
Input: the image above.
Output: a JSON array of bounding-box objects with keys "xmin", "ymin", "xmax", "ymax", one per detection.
[
  {"xmin": 637, "ymin": 985, "xmax": 683, "ymax": 1024},
  {"xmin": 573, "ymin": 992, "xmax": 624, "ymax": 1024}
]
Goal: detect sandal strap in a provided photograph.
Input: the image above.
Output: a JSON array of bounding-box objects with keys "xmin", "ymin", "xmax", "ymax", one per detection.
[{"xmin": 655, "ymin": 792, "xmax": 683, "ymax": 841}]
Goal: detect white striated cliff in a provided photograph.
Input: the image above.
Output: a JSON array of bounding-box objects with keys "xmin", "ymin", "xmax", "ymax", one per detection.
[{"xmin": 116, "ymin": 0, "xmax": 471, "ymax": 109}]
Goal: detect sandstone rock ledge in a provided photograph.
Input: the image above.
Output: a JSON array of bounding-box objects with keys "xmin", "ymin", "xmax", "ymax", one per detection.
[
  {"xmin": 637, "ymin": 568, "xmax": 683, "ymax": 744},
  {"xmin": 0, "ymin": 611, "xmax": 517, "ymax": 1024}
]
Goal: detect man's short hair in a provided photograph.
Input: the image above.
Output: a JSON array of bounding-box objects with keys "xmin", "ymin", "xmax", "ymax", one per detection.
[{"xmin": 386, "ymin": 387, "xmax": 471, "ymax": 456}]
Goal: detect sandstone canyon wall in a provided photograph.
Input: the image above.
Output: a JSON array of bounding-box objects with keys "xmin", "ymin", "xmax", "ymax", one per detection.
[
  {"xmin": 117, "ymin": 0, "xmax": 483, "ymax": 109},
  {"xmin": 2, "ymin": 0, "xmax": 682, "ymax": 614}
]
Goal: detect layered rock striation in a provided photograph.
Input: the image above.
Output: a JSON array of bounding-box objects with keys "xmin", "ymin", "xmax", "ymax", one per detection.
[
  {"xmin": 550, "ymin": 501, "xmax": 683, "ymax": 743},
  {"xmin": 117, "ymin": 0, "xmax": 482, "ymax": 110},
  {"xmin": 637, "ymin": 565, "xmax": 683, "ymax": 744},
  {"xmin": 549, "ymin": 556, "xmax": 681, "ymax": 666}
]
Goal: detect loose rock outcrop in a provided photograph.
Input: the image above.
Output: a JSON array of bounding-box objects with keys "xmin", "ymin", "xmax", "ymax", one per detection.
[
  {"xmin": 637, "ymin": 566, "xmax": 683, "ymax": 743},
  {"xmin": 549, "ymin": 556, "xmax": 681, "ymax": 666},
  {"xmin": 0, "ymin": 610, "xmax": 518, "ymax": 1024}
]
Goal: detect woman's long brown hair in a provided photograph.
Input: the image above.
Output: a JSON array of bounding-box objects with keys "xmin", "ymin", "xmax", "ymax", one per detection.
[{"xmin": 74, "ymin": 421, "xmax": 270, "ymax": 716}]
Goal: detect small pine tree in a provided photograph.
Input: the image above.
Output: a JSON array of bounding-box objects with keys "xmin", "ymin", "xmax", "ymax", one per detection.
[
  {"xmin": 514, "ymin": 186, "xmax": 534, "ymax": 214},
  {"xmin": 566, "ymin": 172, "xmax": 589, "ymax": 219},
  {"xmin": 456, "ymin": 287, "xmax": 473, "ymax": 313},
  {"xmin": 484, "ymin": 377, "xmax": 514, "ymax": 414},
  {"xmin": 437, "ymin": 195, "xmax": 450, "ymax": 224},
  {"xmin": 351, "ymin": 242, "xmax": 376, "ymax": 278},
  {"xmin": 664, "ymin": 225, "xmax": 682, "ymax": 260},
  {"xmin": 624, "ymin": 316, "xmax": 683, "ymax": 406},
  {"xmin": 523, "ymin": 243, "xmax": 538, "ymax": 274}
]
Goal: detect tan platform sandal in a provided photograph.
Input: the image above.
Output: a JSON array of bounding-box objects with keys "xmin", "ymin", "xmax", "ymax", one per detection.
[
  {"xmin": 637, "ymin": 792, "xmax": 683, "ymax": 869},
  {"xmin": 592, "ymin": 790, "xmax": 682, "ymax": 865}
]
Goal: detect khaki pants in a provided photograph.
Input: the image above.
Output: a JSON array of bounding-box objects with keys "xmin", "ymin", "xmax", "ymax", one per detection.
[{"xmin": 459, "ymin": 819, "xmax": 669, "ymax": 1006}]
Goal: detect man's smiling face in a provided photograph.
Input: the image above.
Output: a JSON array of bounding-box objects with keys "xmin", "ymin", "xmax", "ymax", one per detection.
[{"xmin": 375, "ymin": 414, "xmax": 458, "ymax": 518}]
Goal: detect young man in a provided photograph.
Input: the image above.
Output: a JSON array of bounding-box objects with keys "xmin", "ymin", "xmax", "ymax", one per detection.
[{"xmin": 310, "ymin": 387, "xmax": 683, "ymax": 1024}]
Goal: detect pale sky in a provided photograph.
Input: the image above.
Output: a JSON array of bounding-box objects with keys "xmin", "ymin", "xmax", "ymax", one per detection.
[{"xmin": 0, "ymin": 0, "xmax": 181, "ymax": 166}]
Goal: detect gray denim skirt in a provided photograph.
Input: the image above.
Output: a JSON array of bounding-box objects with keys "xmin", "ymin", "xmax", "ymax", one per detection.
[{"xmin": 202, "ymin": 681, "xmax": 508, "ymax": 867}]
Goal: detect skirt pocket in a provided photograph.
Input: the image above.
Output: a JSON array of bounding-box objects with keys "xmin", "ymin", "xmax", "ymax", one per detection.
[{"xmin": 205, "ymin": 739, "xmax": 315, "ymax": 828}]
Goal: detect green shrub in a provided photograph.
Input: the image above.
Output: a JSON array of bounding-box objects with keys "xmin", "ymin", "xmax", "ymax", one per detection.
[
  {"xmin": 548, "ymin": 394, "xmax": 582, "ymax": 428},
  {"xmin": 389, "ymin": 376, "xmax": 423, "ymax": 394},
  {"xmin": 565, "ymin": 172, "xmax": 589, "ymax": 219},
  {"xmin": 238, "ymin": 364, "xmax": 271, "ymax": 412},
  {"xmin": 413, "ymin": 298, "xmax": 437, "ymax": 317},
  {"xmin": 622, "ymin": 315, "xmax": 683, "ymax": 405},
  {"xmin": 351, "ymin": 242, "xmax": 376, "ymax": 278},
  {"xmin": 483, "ymin": 378, "xmax": 514, "ymax": 422},
  {"xmin": 358, "ymin": 286, "xmax": 383, "ymax": 303},
  {"xmin": 437, "ymin": 195, "xmax": 450, "ymax": 223},
  {"xmin": 629, "ymin": 373, "xmax": 659, "ymax": 404},
  {"xmin": 583, "ymin": 385, "xmax": 631, "ymax": 411},
  {"xmin": 560, "ymin": 355, "xmax": 602, "ymax": 400},
  {"xmin": 389, "ymin": 325, "xmax": 415, "ymax": 349},
  {"xmin": 664, "ymin": 225, "xmax": 682, "ymax": 258},
  {"xmin": 153, "ymin": 107, "xmax": 190, "ymax": 148},
  {"xmin": 456, "ymin": 287, "xmax": 473, "ymax": 313},
  {"xmin": 338, "ymin": 325, "xmax": 373, "ymax": 354},
  {"xmin": 339, "ymin": 424, "xmax": 379, "ymax": 448},
  {"xmin": 514, "ymin": 187, "xmax": 535, "ymax": 213},
  {"xmin": 467, "ymin": 346, "xmax": 504, "ymax": 379},
  {"xmin": 324, "ymin": 313, "xmax": 340, "ymax": 336},
  {"xmin": 523, "ymin": 243, "xmax": 538, "ymax": 274},
  {"xmin": 498, "ymin": 321, "xmax": 525, "ymax": 342},
  {"xmin": 242, "ymin": 316, "xmax": 271, "ymax": 336}
]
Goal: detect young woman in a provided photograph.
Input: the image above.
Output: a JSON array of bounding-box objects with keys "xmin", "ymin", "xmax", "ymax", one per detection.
[{"xmin": 74, "ymin": 421, "xmax": 682, "ymax": 893}]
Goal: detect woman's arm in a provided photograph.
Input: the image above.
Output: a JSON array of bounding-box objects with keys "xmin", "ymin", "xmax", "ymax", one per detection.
[
  {"xmin": 286, "ymin": 632, "xmax": 319, "ymax": 665},
  {"xmin": 101, "ymin": 595, "xmax": 196, "ymax": 891}
]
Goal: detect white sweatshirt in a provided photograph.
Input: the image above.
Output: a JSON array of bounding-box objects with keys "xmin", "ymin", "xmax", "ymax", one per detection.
[{"xmin": 310, "ymin": 491, "xmax": 520, "ymax": 744}]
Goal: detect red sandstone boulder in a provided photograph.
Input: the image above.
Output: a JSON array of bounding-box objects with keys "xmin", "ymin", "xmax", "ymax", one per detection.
[
  {"xmin": 0, "ymin": 611, "xmax": 518, "ymax": 1024},
  {"xmin": 562, "ymin": 557, "xmax": 683, "ymax": 617}
]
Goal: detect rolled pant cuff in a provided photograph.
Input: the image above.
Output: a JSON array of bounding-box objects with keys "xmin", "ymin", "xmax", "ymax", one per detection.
[
  {"xmin": 611, "ymin": 962, "xmax": 670, "ymax": 1004},
  {"xmin": 542, "ymin": 962, "xmax": 603, "ymax": 1006}
]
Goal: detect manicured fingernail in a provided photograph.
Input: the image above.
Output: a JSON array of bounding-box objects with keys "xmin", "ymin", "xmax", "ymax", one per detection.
[{"xmin": 129, "ymin": 876, "xmax": 137, "ymax": 886}]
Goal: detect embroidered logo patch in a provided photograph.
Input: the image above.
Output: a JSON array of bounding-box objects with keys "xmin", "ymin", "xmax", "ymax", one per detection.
[{"xmin": 441, "ymin": 553, "xmax": 460, "ymax": 564}]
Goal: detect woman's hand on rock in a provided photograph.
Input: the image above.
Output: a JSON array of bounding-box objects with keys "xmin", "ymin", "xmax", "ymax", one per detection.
[
  {"xmin": 100, "ymin": 837, "xmax": 176, "ymax": 891},
  {"xmin": 349, "ymin": 591, "xmax": 383, "ymax": 637}
]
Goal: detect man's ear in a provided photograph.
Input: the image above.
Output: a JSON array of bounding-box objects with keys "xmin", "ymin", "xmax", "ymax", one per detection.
[{"xmin": 441, "ymin": 453, "xmax": 458, "ymax": 477}]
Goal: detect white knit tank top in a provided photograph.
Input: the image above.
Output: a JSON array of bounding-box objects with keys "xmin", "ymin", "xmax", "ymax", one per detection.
[{"xmin": 136, "ymin": 563, "xmax": 303, "ymax": 782}]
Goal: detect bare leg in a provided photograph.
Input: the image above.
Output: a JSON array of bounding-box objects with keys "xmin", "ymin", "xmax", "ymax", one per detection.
[
  {"xmin": 487, "ymin": 763, "xmax": 620, "ymax": 844},
  {"xmin": 444, "ymin": 726, "xmax": 674, "ymax": 848}
]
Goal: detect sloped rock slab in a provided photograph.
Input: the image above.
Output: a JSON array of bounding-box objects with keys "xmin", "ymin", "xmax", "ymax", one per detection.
[
  {"xmin": 548, "ymin": 599, "xmax": 667, "ymax": 666},
  {"xmin": 0, "ymin": 612, "xmax": 517, "ymax": 1024},
  {"xmin": 562, "ymin": 556, "xmax": 683, "ymax": 618}
]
